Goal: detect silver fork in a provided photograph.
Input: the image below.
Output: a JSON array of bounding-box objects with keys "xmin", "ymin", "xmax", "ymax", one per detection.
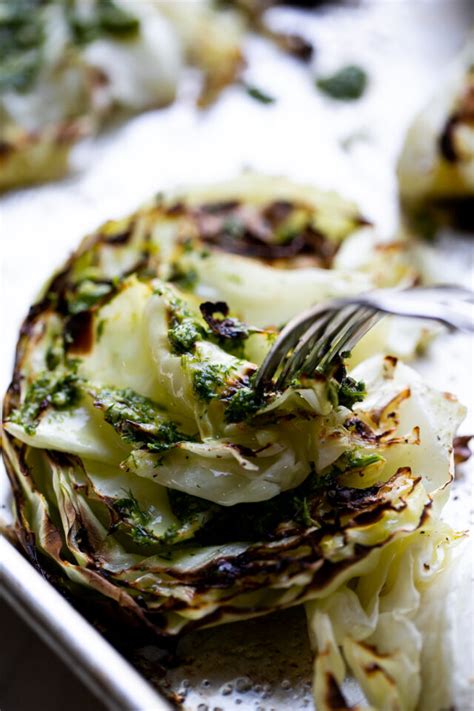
[{"xmin": 255, "ymin": 285, "xmax": 474, "ymax": 390}]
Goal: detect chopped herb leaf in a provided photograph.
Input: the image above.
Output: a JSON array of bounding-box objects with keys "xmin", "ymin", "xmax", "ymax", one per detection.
[
  {"xmin": 244, "ymin": 83, "xmax": 276, "ymax": 105},
  {"xmin": 326, "ymin": 450, "xmax": 384, "ymax": 477},
  {"xmin": 96, "ymin": 318, "xmax": 106, "ymax": 340},
  {"xmin": 316, "ymin": 65, "xmax": 368, "ymax": 101},
  {"xmin": 297, "ymin": 496, "xmax": 317, "ymax": 527},
  {"xmin": 345, "ymin": 452, "xmax": 383, "ymax": 469}
]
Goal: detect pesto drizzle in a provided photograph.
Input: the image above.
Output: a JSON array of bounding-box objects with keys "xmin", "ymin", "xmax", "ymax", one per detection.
[
  {"xmin": 0, "ymin": 0, "xmax": 140, "ymax": 95},
  {"xmin": 67, "ymin": 0, "xmax": 140, "ymax": 46},
  {"xmin": 92, "ymin": 386, "xmax": 194, "ymax": 454},
  {"xmin": 9, "ymin": 371, "xmax": 81, "ymax": 435},
  {"xmin": 0, "ymin": 0, "xmax": 44, "ymax": 93}
]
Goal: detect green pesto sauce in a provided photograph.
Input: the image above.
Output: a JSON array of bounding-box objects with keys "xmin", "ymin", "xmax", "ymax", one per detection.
[
  {"xmin": 0, "ymin": 0, "xmax": 140, "ymax": 95},
  {"xmin": 68, "ymin": 0, "xmax": 140, "ymax": 46},
  {"xmin": 94, "ymin": 386, "xmax": 191, "ymax": 454},
  {"xmin": 98, "ymin": 386, "xmax": 166, "ymax": 424},
  {"xmin": 0, "ymin": 0, "xmax": 44, "ymax": 93},
  {"xmin": 113, "ymin": 490, "xmax": 157, "ymax": 546},
  {"xmin": 164, "ymin": 285, "xmax": 254, "ymax": 360},
  {"xmin": 66, "ymin": 279, "xmax": 113, "ymax": 315},
  {"xmin": 168, "ymin": 318, "xmax": 204, "ymax": 355},
  {"xmin": 337, "ymin": 376, "xmax": 366, "ymax": 409},
  {"xmin": 169, "ymin": 465, "xmax": 335, "ymax": 544},
  {"xmin": 191, "ymin": 362, "xmax": 231, "ymax": 402},
  {"xmin": 327, "ymin": 361, "xmax": 366, "ymax": 410},
  {"xmin": 9, "ymin": 371, "xmax": 81, "ymax": 435},
  {"xmin": 161, "ymin": 288, "xmax": 206, "ymax": 355},
  {"xmin": 223, "ymin": 382, "xmax": 264, "ymax": 423},
  {"xmin": 168, "ymin": 448, "xmax": 383, "ymax": 544},
  {"xmin": 114, "ymin": 489, "xmax": 214, "ymax": 546},
  {"xmin": 168, "ymin": 265, "xmax": 198, "ymax": 293},
  {"xmin": 45, "ymin": 333, "xmax": 66, "ymax": 371}
]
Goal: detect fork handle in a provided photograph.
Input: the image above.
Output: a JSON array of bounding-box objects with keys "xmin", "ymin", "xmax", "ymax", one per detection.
[
  {"xmin": 255, "ymin": 284, "xmax": 474, "ymax": 389},
  {"xmin": 353, "ymin": 286, "xmax": 474, "ymax": 333}
]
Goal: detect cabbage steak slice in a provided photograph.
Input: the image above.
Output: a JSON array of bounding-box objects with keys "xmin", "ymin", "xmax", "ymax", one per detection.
[{"xmin": 2, "ymin": 175, "xmax": 465, "ymax": 710}]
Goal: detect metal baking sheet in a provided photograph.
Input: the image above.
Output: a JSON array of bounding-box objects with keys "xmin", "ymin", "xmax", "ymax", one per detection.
[{"xmin": 1, "ymin": 1, "xmax": 473, "ymax": 709}]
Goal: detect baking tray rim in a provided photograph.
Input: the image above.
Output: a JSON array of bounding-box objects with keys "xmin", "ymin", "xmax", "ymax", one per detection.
[{"xmin": 0, "ymin": 534, "xmax": 172, "ymax": 711}]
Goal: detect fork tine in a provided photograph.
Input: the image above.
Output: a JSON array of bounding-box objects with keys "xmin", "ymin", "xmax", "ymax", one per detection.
[
  {"xmin": 258, "ymin": 302, "xmax": 377, "ymax": 390},
  {"xmin": 256, "ymin": 285, "xmax": 474, "ymax": 393},
  {"xmin": 339, "ymin": 310, "xmax": 383, "ymax": 355},
  {"xmin": 275, "ymin": 310, "xmax": 336, "ymax": 388},
  {"xmin": 255, "ymin": 304, "xmax": 333, "ymax": 387},
  {"xmin": 277, "ymin": 305, "xmax": 358, "ymax": 388},
  {"xmin": 316, "ymin": 307, "xmax": 381, "ymax": 372},
  {"xmin": 353, "ymin": 287, "xmax": 474, "ymax": 330},
  {"xmin": 297, "ymin": 305, "xmax": 365, "ymax": 378}
]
